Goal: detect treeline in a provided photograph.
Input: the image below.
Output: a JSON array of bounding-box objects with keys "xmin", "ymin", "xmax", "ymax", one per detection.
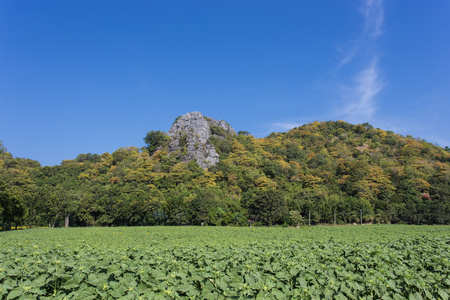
[{"xmin": 1, "ymin": 120, "xmax": 449, "ymax": 229}]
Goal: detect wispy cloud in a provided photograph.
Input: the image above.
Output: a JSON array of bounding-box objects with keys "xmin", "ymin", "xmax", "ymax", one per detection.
[
  {"xmin": 361, "ymin": 0, "xmax": 384, "ymax": 38},
  {"xmin": 338, "ymin": 42, "xmax": 359, "ymax": 67},
  {"xmin": 270, "ymin": 122, "xmax": 303, "ymax": 132},
  {"xmin": 337, "ymin": 0, "xmax": 384, "ymax": 121},
  {"xmin": 338, "ymin": 0, "xmax": 383, "ymax": 67},
  {"xmin": 340, "ymin": 58, "xmax": 383, "ymax": 119}
]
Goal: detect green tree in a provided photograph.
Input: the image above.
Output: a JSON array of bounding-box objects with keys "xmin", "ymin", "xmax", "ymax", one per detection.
[
  {"xmin": 144, "ymin": 131, "xmax": 170, "ymax": 154},
  {"xmin": 0, "ymin": 181, "xmax": 26, "ymax": 230},
  {"xmin": 0, "ymin": 141, "xmax": 7, "ymax": 154},
  {"xmin": 51, "ymin": 186, "xmax": 80, "ymax": 227},
  {"xmin": 289, "ymin": 210, "xmax": 305, "ymax": 226},
  {"xmin": 238, "ymin": 131, "xmax": 250, "ymax": 136},
  {"xmin": 189, "ymin": 194, "xmax": 209, "ymax": 225},
  {"xmin": 247, "ymin": 189, "xmax": 287, "ymax": 226}
]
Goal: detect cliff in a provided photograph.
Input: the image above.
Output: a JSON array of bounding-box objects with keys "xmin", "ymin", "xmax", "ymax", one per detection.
[{"xmin": 167, "ymin": 112, "xmax": 236, "ymax": 169}]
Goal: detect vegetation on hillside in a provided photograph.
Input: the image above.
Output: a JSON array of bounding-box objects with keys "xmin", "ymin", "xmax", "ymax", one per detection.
[{"xmin": 1, "ymin": 120, "xmax": 449, "ymax": 229}]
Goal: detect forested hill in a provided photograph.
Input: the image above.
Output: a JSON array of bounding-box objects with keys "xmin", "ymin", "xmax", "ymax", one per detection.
[{"xmin": 1, "ymin": 114, "xmax": 449, "ymax": 229}]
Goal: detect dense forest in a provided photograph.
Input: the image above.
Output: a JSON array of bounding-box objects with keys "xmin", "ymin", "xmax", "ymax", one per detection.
[{"xmin": 1, "ymin": 119, "xmax": 449, "ymax": 229}]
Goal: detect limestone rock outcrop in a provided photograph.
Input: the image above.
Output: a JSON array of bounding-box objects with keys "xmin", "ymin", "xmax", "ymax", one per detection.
[{"xmin": 167, "ymin": 112, "xmax": 235, "ymax": 169}]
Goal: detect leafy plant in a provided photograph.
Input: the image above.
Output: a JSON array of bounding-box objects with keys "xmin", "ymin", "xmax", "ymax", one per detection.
[{"xmin": 0, "ymin": 226, "xmax": 449, "ymax": 299}]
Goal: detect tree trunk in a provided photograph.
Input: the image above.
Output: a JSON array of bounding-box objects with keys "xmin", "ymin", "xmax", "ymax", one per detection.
[
  {"xmin": 65, "ymin": 214, "xmax": 70, "ymax": 228},
  {"xmin": 52, "ymin": 214, "xmax": 58, "ymax": 228},
  {"xmin": 29, "ymin": 211, "xmax": 35, "ymax": 228}
]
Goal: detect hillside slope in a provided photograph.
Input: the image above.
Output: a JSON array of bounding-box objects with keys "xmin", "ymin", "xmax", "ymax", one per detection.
[{"xmin": 1, "ymin": 114, "xmax": 449, "ymax": 228}]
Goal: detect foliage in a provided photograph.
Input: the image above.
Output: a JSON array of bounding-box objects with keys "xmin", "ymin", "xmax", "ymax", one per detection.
[
  {"xmin": 0, "ymin": 226, "xmax": 449, "ymax": 299},
  {"xmin": 0, "ymin": 142, "xmax": 5, "ymax": 154},
  {"xmin": 1, "ymin": 120, "xmax": 450, "ymax": 228},
  {"xmin": 289, "ymin": 210, "xmax": 305, "ymax": 226},
  {"xmin": 144, "ymin": 131, "xmax": 170, "ymax": 154},
  {"xmin": 247, "ymin": 189, "xmax": 287, "ymax": 226}
]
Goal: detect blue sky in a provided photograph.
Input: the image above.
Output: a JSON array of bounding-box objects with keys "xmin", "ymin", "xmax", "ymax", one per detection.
[{"xmin": 1, "ymin": 0, "xmax": 449, "ymax": 166}]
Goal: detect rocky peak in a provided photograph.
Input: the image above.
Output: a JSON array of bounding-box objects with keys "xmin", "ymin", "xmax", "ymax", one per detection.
[{"xmin": 167, "ymin": 112, "xmax": 236, "ymax": 169}]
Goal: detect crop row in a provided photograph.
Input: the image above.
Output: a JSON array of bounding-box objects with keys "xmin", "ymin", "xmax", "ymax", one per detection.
[{"xmin": 1, "ymin": 236, "xmax": 449, "ymax": 299}]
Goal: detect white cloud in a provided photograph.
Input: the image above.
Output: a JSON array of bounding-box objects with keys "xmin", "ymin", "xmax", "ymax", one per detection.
[
  {"xmin": 340, "ymin": 58, "xmax": 383, "ymax": 120},
  {"xmin": 338, "ymin": 42, "xmax": 359, "ymax": 67},
  {"xmin": 361, "ymin": 0, "xmax": 384, "ymax": 38},
  {"xmin": 338, "ymin": 0, "xmax": 384, "ymax": 121},
  {"xmin": 338, "ymin": 0, "xmax": 384, "ymax": 67}
]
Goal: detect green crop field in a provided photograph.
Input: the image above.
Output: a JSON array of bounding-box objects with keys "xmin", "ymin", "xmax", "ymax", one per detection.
[{"xmin": 0, "ymin": 225, "xmax": 449, "ymax": 299}]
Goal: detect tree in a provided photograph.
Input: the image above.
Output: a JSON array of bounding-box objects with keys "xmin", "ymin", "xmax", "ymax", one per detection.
[
  {"xmin": 247, "ymin": 189, "xmax": 287, "ymax": 226},
  {"xmin": 285, "ymin": 143, "xmax": 306, "ymax": 162},
  {"xmin": 0, "ymin": 141, "xmax": 7, "ymax": 154},
  {"xmin": 189, "ymin": 194, "xmax": 209, "ymax": 225},
  {"xmin": 289, "ymin": 210, "xmax": 305, "ymax": 227},
  {"xmin": 144, "ymin": 131, "xmax": 170, "ymax": 154},
  {"xmin": 51, "ymin": 186, "xmax": 80, "ymax": 227},
  {"xmin": 238, "ymin": 131, "xmax": 250, "ymax": 136},
  {"xmin": 76, "ymin": 153, "xmax": 101, "ymax": 163},
  {"xmin": 0, "ymin": 181, "xmax": 26, "ymax": 230}
]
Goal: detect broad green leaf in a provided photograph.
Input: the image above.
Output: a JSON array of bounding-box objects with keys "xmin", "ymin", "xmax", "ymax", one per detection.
[
  {"xmin": 438, "ymin": 290, "xmax": 449, "ymax": 300},
  {"xmin": 272, "ymin": 288, "xmax": 285, "ymax": 299},
  {"xmin": 6, "ymin": 288, "xmax": 22, "ymax": 300}
]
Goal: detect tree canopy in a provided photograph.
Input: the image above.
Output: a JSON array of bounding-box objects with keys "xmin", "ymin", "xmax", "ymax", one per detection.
[
  {"xmin": 144, "ymin": 131, "xmax": 170, "ymax": 154},
  {"xmin": 1, "ymin": 120, "xmax": 449, "ymax": 229}
]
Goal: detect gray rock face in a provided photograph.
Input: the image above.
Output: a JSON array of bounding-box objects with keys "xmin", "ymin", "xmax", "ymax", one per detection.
[{"xmin": 167, "ymin": 112, "xmax": 235, "ymax": 169}]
